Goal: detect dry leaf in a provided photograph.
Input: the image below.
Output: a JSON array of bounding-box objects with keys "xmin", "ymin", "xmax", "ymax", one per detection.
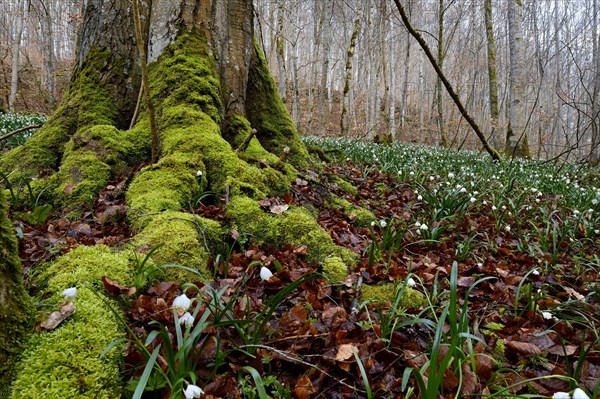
[
  {"xmin": 41, "ymin": 301, "xmax": 76, "ymax": 330},
  {"xmin": 102, "ymin": 276, "xmax": 136, "ymax": 296},
  {"xmin": 335, "ymin": 344, "xmax": 358, "ymax": 361},
  {"xmin": 63, "ymin": 183, "xmax": 76, "ymax": 195},
  {"xmin": 506, "ymin": 340, "xmax": 542, "ymax": 355},
  {"xmin": 270, "ymin": 204, "xmax": 289, "ymax": 214}
]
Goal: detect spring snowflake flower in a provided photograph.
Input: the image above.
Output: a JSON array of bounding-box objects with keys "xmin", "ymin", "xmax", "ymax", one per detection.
[
  {"xmin": 492, "ymin": 205, "xmax": 497, "ymax": 211},
  {"xmin": 460, "ymin": 187, "xmax": 467, "ymax": 193},
  {"xmin": 173, "ymin": 294, "xmax": 191, "ymax": 313},
  {"xmin": 61, "ymin": 287, "xmax": 77, "ymax": 300},
  {"xmin": 179, "ymin": 312, "xmax": 195, "ymax": 327},
  {"xmin": 542, "ymin": 311, "xmax": 554, "ymax": 320},
  {"xmin": 505, "ymin": 225, "xmax": 511, "ymax": 232},
  {"xmin": 407, "ymin": 277, "xmax": 416, "ymax": 287},
  {"xmin": 573, "ymin": 388, "xmax": 591, "ymax": 399},
  {"xmin": 429, "ymin": 176, "xmax": 435, "ymax": 181},
  {"xmin": 532, "ymin": 269, "xmax": 540, "ymax": 276},
  {"xmin": 483, "ymin": 200, "xmax": 488, "ymax": 205},
  {"xmin": 183, "ymin": 384, "xmax": 204, "ymax": 399},
  {"xmin": 196, "ymin": 170, "xmax": 203, "ymax": 177},
  {"xmin": 379, "ymin": 220, "xmax": 387, "ymax": 228},
  {"xmin": 470, "ymin": 197, "xmax": 476, "ymax": 203},
  {"xmin": 448, "ymin": 172, "xmax": 455, "ymax": 178},
  {"xmin": 260, "ymin": 267, "xmax": 273, "ymax": 281},
  {"xmin": 417, "ymin": 195, "xmax": 423, "ymax": 201},
  {"xmin": 419, "ymin": 224, "xmax": 428, "ymax": 231}
]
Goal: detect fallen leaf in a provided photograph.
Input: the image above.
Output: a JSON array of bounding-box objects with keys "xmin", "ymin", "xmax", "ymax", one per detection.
[
  {"xmin": 335, "ymin": 344, "xmax": 358, "ymax": 361},
  {"xmin": 506, "ymin": 340, "xmax": 542, "ymax": 355},
  {"xmin": 547, "ymin": 345, "xmax": 578, "ymax": 356},
  {"xmin": 41, "ymin": 301, "xmax": 75, "ymax": 330},
  {"xmin": 102, "ymin": 276, "xmax": 136, "ymax": 296},
  {"xmin": 270, "ymin": 204, "xmax": 289, "ymax": 214},
  {"xmin": 63, "ymin": 183, "xmax": 76, "ymax": 195}
]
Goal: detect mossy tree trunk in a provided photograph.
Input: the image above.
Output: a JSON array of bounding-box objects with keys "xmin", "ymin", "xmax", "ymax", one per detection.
[
  {"xmin": 0, "ymin": 0, "xmax": 307, "ymax": 213},
  {"xmin": 0, "ymin": 189, "xmax": 33, "ymax": 396}
]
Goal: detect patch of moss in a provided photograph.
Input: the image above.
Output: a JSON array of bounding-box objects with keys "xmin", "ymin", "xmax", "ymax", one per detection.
[
  {"xmin": 127, "ymin": 152, "xmax": 202, "ymax": 214},
  {"xmin": 225, "ymin": 198, "xmax": 356, "ymax": 265},
  {"xmin": 321, "ymin": 256, "xmax": 348, "ymax": 284},
  {"xmin": 10, "ymin": 289, "xmax": 123, "ymax": 399},
  {"xmin": 361, "ymin": 283, "xmax": 425, "ymax": 309},
  {"xmin": 246, "ymin": 39, "xmax": 309, "ymax": 168},
  {"xmin": 328, "ymin": 195, "xmax": 376, "ymax": 227},
  {"xmin": 132, "ymin": 211, "xmax": 221, "ymax": 281},
  {"xmin": 329, "ymin": 176, "xmax": 358, "ymax": 196},
  {"xmin": 41, "ymin": 245, "xmax": 132, "ymax": 294}
]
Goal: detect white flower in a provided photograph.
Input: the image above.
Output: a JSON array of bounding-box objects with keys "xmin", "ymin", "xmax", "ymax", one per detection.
[
  {"xmin": 419, "ymin": 224, "xmax": 428, "ymax": 231},
  {"xmin": 196, "ymin": 170, "xmax": 203, "ymax": 177},
  {"xmin": 173, "ymin": 294, "xmax": 191, "ymax": 313},
  {"xmin": 61, "ymin": 287, "xmax": 77, "ymax": 300},
  {"xmin": 502, "ymin": 205, "xmax": 507, "ymax": 210},
  {"xmin": 417, "ymin": 195, "xmax": 423, "ymax": 201},
  {"xmin": 483, "ymin": 200, "xmax": 488, "ymax": 205},
  {"xmin": 552, "ymin": 392, "xmax": 570, "ymax": 399},
  {"xmin": 379, "ymin": 220, "xmax": 387, "ymax": 228},
  {"xmin": 448, "ymin": 172, "xmax": 455, "ymax": 178},
  {"xmin": 398, "ymin": 170, "xmax": 402, "ymax": 175},
  {"xmin": 542, "ymin": 311, "xmax": 553, "ymax": 320},
  {"xmin": 429, "ymin": 176, "xmax": 434, "ymax": 181},
  {"xmin": 409, "ymin": 171, "xmax": 414, "ymax": 176},
  {"xmin": 370, "ymin": 221, "xmax": 376, "ymax": 227},
  {"xmin": 477, "ymin": 262, "xmax": 483, "ymax": 268},
  {"xmin": 595, "ymin": 230, "xmax": 599, "ymax": 234},
  {"xmin": 460, "ymin": 187, "xmax": 467, "ymax": 193},
  {"xmin": 470, "ymin": 197, "xmax": 476, "ymax": 203},
  {"xmin": 505, "ymin": 225, "xmax": 511, "ymax": 232},
  {"xmin": 573, "ymin": 210, "xmax": 580, "ymax": 215},
  {"xmin": 532, "ymin": 269, "xmax": 540, "ymax": 276},
  {"xmin": 179, "ymin": 312, "xmax": 195, "ymax": 327},
  {"xmin": 573, "ymin": 388, "xmax": 590, "ymax": 399},
  {"xmin": 415, "ymin": 221, "xmax": 421, "ymax": 228},
  {"xmin": 492, "ymin": 205, "xmax": 497, "ymax": 211},
  {"xmin": 260, "ymin": 267, "xmax": 273, "ymax": 281},
  {"xmin": 183, "ymin": 384, "xmax": 204, "ymax": 399},
  {"xmin": 592, "ymin": 199, "xmax": 598, "ymax": 205},
  {"xmin": 407, "ymin": 277, "xmax": 416, "ymax": 287}
]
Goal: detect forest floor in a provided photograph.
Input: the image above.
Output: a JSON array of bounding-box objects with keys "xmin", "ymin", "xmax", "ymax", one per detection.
[{"xmin": 13, "ymin": 139, "xmax": 600, "ymax": 399}]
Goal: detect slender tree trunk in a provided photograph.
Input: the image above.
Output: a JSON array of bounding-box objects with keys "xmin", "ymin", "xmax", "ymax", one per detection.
[
  {"xmin": 437, "ymin": 0, "xmax": 448, "ymax": 147},
  {"xmin": 484, "ymin": 0, "xmax": 501, "ymax": 149},
  {"xmin": 9, "ymin": 0, "xmax": 25, "ymax": 112},
  {"xmin": 505, "ymin": 0, "xmax": 531, "ymax": 158},
  {"xmin": 399, "ymin": 3, "xmax": 412, "ymax": 133},
  {"xmin": 275, "ymin": 1, "xmax": 287, "ymax": 101},
  {"xmin": 590, "ymin": 0, "xmax": 600, "ymax": 166},
  {"xmin": 43, "ymin": 0, "xmax": 57, "ymax": 109},
  {"xmin": 318, "ymin": 0, "xmax": 332, "ymax": 133},
  {"xmin": 341, "ymin": 18, "xmax": 360, "ymax": 136}
]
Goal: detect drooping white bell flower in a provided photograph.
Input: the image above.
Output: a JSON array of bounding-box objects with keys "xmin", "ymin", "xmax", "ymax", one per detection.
[
  {"xmin": 260, "ymin": 267, "xmax": 273, "ymax": 281},
  {"xmin": 573, "ymin": 388, "xmax": 590, "ymax": 399},
  {"xmin": 179, "ymin": 312, "xmax": 195, "ymax": 328},
  {"xmin": 552, "ymin": 393, "xmax": 570, "ymax": 399},
  {"xmin": 173, "ymin": 294, "xmax": 191, "ymax": 313},
  {"xmin": 183, "ymin": 384, "xmax": 204, "ymax": 399},
  {"xmin": 407, "ymin": 278, "xmax": 416, "ymax": 287},
  {"xmin": 61, "ymin": 287, "xmax": 77, "ymax": 300}
]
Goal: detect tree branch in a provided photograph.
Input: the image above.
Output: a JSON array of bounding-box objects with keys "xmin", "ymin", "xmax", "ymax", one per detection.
[
  {"xmin": 0, "ymin": 124, "xmax": 43, "ymax": 143},
  {"xmin": 392, "ymin": 0, "xmax": 501, "ymax": 161}
]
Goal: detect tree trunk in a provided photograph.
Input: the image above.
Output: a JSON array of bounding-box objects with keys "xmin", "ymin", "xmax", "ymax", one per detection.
[
  {"xmin": 484, "ymin": 0, "xmax": 501, "ymax": 149},
  {"xmin": 9, "ymin": 0, "xmax": 25, "ymax": 112},
  {"xmin": 341, "ymin": 18, "xmax": 360, "ymax": 136},
  {"xmin": 436, "ymin": 0, "xmax": 448, "ymax": 148},
  {"xmin": 0, "ymin": 188, "xmax": 33, "ymax": 397},
  {"xmin": 505, "ymin": 0, "xmax": 531, "ymax": 158},
  {"xmin": 590, "ymin": 0, "xmax": 600, "ymax": 166}
]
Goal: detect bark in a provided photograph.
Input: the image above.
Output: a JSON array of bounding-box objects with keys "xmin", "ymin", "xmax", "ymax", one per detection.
[
  {"xmin": 590, "ymin": 0, "xmax": 600, "ymax": 166},
  {"xmin": 9, "ymin": 0, "xmax": 25, "ymax": 112},
  {"xmin": 0, "ymin": 188, "xmax": 33, "ymax": 396},
  {"xmin": 275, "ymin": 2, "xmax": 287, "ymax": 102},
  {"xmin": 484, "ymin": 0, "xmax": 501, "ymax": 149},
  {"xmin": 437, "ymin": 0, "xmax": 448, "ymax": 148},
  {"xmin": 505, "ymin": 0, "xmax": 531, "ymax": 158},
  {"xmin": 341, "ymin": 18, "xmax": 360, "ymax": 136}
]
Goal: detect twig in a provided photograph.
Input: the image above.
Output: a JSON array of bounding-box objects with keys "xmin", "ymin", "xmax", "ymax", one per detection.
[
  {"xmin": 351, "ymin": 274, "xmax": 364, "ymax": 315},
  {"xmin": 0, "ymin": 124, "xmax": 43, "ymax": 142},
  {"xmin": 239, "ymin": 344, "xmax": 367, "ymax": 394}
]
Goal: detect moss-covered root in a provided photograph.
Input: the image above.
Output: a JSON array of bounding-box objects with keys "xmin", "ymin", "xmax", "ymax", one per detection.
[
  {"xmin": 225, "ymin": 196, "xmax": 356, "ymax": 265},
  {"xmin": 361, "ymin": 283, "xmax": 425, "ymax": 310},
  {"xmin": 246, "ymin": 39, "xmax": 309, "ymax": 168},
  {"xmin": 10, "ymin": 290, "xmax": 123, "ymax": 399},
  {"xmin": 0, "ymin": 48, "xmax": 123, "ymax": 183},
  {"xmin": 10, "ymin": 245, "xmax": 133, "ymax": 399},
  {"xmin": 131, "ymin": 211, "xmax": 222, "ymax": 281},
  {"xmin": 0, "ymin": 190, "xmax": 33, "ymax": 396}
]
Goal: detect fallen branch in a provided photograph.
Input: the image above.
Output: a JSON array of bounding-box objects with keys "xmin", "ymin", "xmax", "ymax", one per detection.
[
  {"xmin": 0, "ymin": 124, "xmax": 43, "ymax": 142},
  {"xmin": 351, "ymin": 274, "xmax": 364, "ymax": 315}
]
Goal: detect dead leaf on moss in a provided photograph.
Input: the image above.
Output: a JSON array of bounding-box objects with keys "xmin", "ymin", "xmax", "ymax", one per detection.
[
  {"xmin": 40, "ymin": 301, "xmax": 75, "ymax": 330},
  {"xmin": 270, "ymin": 204, "xmax": 289, "ymax": 214}
]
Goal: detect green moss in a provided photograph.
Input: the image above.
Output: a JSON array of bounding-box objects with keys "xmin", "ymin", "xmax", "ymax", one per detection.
[
  {"xmin": 10, "ymin": 289, "xmax": 123, "ymax": 399},
  {"xmin": 321, "ymin": 256, "xmax": 348, "ymax": 284},
  {"xmin": 127, "ymin": 152, "xmax": 202, "ymax": 214},
  {"xmin": 246, "ymin": 39, "xmax": 309, "ymax": 168},
  {"xmin": 328, "ymin": 195, "xmax": 376, "ymax": 227},
  {"xmin": 329, "ymin": 176, "xmax": 358, "ymax": 196},
  {"xmin": 132, "ymin": 211, "xmax": 221, "ymax": 281},
  {"xmin": 361, "ymin": 283, "xmax": 425, "ymax": 309},
  {"xmin": 0, "ymin": 190, "xmax": 33, "ymax": 396},
  {"xmin": 0, "ymin": 47, "xmax": 121, "ymax": 183},
  {"xmin": 41, "ymin": 245, "xmax": 132, "ymax": 294},
  {"xmin": 226, "ymin": 198, "xmax": 356, "ymax": 265}
]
